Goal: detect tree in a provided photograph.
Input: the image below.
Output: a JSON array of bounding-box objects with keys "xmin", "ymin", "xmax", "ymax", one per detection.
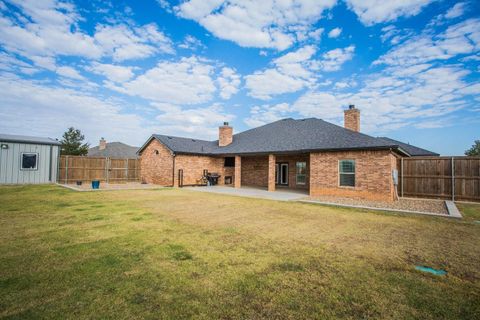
[
  {"xmin": 465, "ymin": 140, "xmax": 480, "ymax": 156},
  {"xmin": 60, "ymin": 127, "xmax": 89, "ymax": 156}
]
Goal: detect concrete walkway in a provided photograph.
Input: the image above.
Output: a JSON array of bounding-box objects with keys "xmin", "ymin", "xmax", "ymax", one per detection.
[{"xmin": 183, "ymin": 186, "xmax": 308, "ymax": 201}]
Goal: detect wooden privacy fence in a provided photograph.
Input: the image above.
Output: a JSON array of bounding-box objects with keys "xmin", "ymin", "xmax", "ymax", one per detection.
[
  {"xmin": 58, "ymin": 156, "xmax": 140, "ymax": 184},
  {"xmin": 398, "ymin": 157, "xmax": 480, "ymax": 202}
]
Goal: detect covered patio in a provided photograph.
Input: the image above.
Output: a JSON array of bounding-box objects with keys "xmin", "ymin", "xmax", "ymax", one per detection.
[{"xmin": 231, "ymin": 153, "xmax": 310, "ymax": 193}]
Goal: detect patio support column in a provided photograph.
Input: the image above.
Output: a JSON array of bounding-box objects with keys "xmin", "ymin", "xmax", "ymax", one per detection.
[
  {"xmin": 268, "ymin": 154, "xmax": 276, "ymax": 192},
  {"xmin": 234, "ymin": 155, "xmax": 241, "ymax": 188}
]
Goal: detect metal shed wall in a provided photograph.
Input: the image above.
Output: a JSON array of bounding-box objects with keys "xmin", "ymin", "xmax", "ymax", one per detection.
[{"xmin": 0, "ymin": 141, "xmax": 59, "ymax": 184}]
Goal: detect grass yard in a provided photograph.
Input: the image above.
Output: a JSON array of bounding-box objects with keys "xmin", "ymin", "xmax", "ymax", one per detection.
[{"xmin": 0, "ymin": 185, "xmax": 479, "ymax": 319}]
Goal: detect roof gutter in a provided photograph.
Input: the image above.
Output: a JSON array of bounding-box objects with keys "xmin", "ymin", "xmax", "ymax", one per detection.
[{"xmin": 0, "ymin": 138, "xmax": 61, "ymax": 146}]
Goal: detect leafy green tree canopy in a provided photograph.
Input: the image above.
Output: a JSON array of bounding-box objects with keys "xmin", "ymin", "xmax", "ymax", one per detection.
[
  {"xmin": 60, "ymin": 127, "xmax": 89, "ymax": 156},
  {"xmin": 465, "ymin": 140, "xmax": 480, "ymax": 156}
]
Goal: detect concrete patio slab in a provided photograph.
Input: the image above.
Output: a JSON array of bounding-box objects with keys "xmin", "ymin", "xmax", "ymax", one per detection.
[{"xmin": 183, "ymin": 186, "xmax": 308, "ymax": 201}]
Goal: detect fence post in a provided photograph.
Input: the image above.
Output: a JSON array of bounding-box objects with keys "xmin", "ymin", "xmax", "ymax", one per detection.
[
  {"xmin": 65, "ymin": 156, "xmax": 68, "ymax": 184},
  {"xmin": 126, "ymin": 159, "xmax": 129, "ymax": 182},
  {"xmin": 401, "ymin": 158, "xmax": 404, "ymax": 197},
  {"xmin": 105, "ymin": 157, "xmax": 109, "ymax": 184},
  {"xmin": 451, "ymin": 157, "xmax": 455, "ymax": 201}
]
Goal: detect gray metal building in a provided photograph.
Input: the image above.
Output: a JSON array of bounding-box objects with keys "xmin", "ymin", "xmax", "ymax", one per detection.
[{"xmin": 0, "ymin": 134, "xmax": 61, "ymax": 184}]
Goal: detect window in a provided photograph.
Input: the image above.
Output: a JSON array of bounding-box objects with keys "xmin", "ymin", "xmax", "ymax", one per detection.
[
  {"xmin": 296, "ymin": 162, "xmax": 306, "ymax": 185},
  {"xmin": 21, "ymin": 153, "xmax": 38, "ymax": 170},
  {"xmin": 224, "ymin": 157, "xmax": 235, "ymax": 167},
  {"xmin": 339, "ymin": 160, "xmax": 355, "ymax": 187}
]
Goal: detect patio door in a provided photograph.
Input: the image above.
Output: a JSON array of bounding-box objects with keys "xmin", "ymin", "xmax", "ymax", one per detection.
[{"xmin": 275, "ymin": 163, "xmax": 288, "ymax": 185}]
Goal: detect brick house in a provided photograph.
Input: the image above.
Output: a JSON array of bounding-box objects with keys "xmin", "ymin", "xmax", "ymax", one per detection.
[{"xmin": 138, "ymin": 106, "xmax": 438, "ymax": 201}]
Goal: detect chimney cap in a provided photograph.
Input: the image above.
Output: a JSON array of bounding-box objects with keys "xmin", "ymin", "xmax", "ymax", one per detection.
[
  {"xmin": 223, "ymin": 121, "xmax": 229, "ymax": 126},
  {"xmin": 348, "ymin": 104, "xmax": 355, "ymax": 110}
]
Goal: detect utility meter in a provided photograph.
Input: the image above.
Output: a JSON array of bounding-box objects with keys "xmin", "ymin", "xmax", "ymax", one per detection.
[{"xmin": 392, "ymin": 169, "xmax": 399, "ymax": 185}]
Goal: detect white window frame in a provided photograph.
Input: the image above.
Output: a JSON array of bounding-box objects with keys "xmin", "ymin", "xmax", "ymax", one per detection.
[
  {"xmin": 21, "ymin": 152, "xmax": 39, "ymax": 171},
  {"xmin": 296, "ymin": 161, "xmax": 307, "ymax": 185},
  {"xmin": 338, "ymin": 159, "xmax": 355, "ymax": 187}
]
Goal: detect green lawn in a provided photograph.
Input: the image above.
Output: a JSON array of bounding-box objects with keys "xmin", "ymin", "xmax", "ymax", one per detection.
[{"xmin": 0, "ymin": 185, "xmax": 479, "ymax": 319}]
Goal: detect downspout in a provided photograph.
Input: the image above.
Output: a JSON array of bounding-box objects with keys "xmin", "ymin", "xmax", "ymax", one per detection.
[{"xmin": 172, "ymin": 152, "xmax": 175, "ymax": 187}]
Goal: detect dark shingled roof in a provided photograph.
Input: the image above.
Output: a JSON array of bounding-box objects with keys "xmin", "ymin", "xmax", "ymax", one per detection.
[
  {"xmin": 377, "ymin": 137, "xmax": 439, "ymax": 156},
  {"xmin": 88, "ymin": 142, "xmax": 139, "ymax": 158},
  {"xmin": 139, "ymin": 118, "xmax": 413, "ymax": 156},
  {"xmin": 153, "ymin": 135, "xmax": 218, "ymax": 154}
]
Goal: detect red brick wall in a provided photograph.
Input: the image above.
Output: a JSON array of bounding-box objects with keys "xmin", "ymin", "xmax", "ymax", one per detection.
[
  {"xmin": 219, "ymin": 125, "xmax": 233, "ymax": 146},
  {"xmin": 268, "ymin": 154, "xmax": 275, "ymax": 191},
  {"xmin": 140, "ymin": 137, "xmax": 397, "ymax": 201},
  {"xmin": 174, "ymin": 154, "xmax": 225, "ymax": 187},
  {"xmin": 241, "ymin": 156, "xmax": 268, "ymax": 187},
  {"xmin": 139, "ymin": 139, "xmax": 174, "ymax": 186},
  {"xmin": 234, "ymin": 155, "xmax": 241, "ymax": 188},
  {"xmin": 140, "ymin": 139, "xmax": 236, "ymax": 187},
  {"xmin": 344, "ymin": 108, "xmax": 360, "ymax": 132},
  {"xmin": 309, "ymin": 150, "xmax": 396, "ymax": 201}
]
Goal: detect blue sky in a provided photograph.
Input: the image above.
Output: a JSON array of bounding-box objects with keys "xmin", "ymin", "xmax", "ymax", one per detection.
[{"xmin": 0, "ymin": 0, "xmax": 479, "ymax": 155}]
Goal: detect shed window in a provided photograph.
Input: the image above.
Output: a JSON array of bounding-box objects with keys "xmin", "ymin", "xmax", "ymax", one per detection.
[
  {"xmin": 296, "ymin": 162, "xmax": 306, "ymax": 185},
  {"xmin": 339, "ymin": 160, "xmax": 355, "ymax": 187},
  {"xmin": 224, "ymin": 157, "xmax": 235, "ymax": 167},
  {"xmin": 21, "ymin": 153, "xmax": 38, "ymax": 170}
]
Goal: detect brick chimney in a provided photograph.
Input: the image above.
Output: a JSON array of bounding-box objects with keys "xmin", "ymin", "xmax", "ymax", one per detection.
[
  {"xmin": 99, "ymin": 137, "xmax": 107, "ymax": 150},
  {"xmin": 344, "ymin": 105, "xmax": 360, "ymax": 132},
  {"xmin": 219, "ymin": 122, "xmax": 233, "ymax": 147}
]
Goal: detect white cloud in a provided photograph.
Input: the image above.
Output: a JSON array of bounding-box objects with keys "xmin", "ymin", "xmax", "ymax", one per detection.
[
  {"xmin": 0, "ymin": 72, "xmax": 235, "ymax": 143},
  {"xmin": 56, "ymin": 66, "xmax": 84, "ymax": 80},
  {"xmin": 292, "ymin": 92, "xmax": 343, "ymax": 121},
  {"xmin": 315, "ymin": 45, "xmax": 355, "ymax": 71},
  {"xmin": 0, "ymin": 74, "xmax": 152, "ymax": 146},
  {"xmin": 345, "ymin": 0, "xmax": 435, "ymax": 25},
  {"xmin": 0, "ymin": 0, "xmax": 174, "ymax": 65},
  {"xmin": 0, "ymin": 11, "xmax": 101, "ymax": 60},
  {"xmin": 178, "ymin": 35, "xmax": 206, "ymax": 50},
  {"xmin": 380, "ymin": 25, "xmax": 414, "ymax": 45},
  {"xmin": 293, "ymin": 64, "xmax": 476, "ymax": 133},
  {"xmin": 157, "ymin": 0, "xmax": 173, "ymax": 13},
  {"xmin": 175, "ymin": 0, "xmax": 337, "ymax": 50},
  {"xmin": 154, "ymin": 103, "xmax": 235, "ymax": 139},
  {"xmin": 245, "ymin": 45, "xmax": 317, "ymax": 99},
  {"xmin": 444, "ymin": 2, "xmax": 467, "ymax": 19},
  {"xmin": 328, "ymin": 27, "xmax": 342, "ymax": 38},
  {"xmin": 375, "ymin": 19, "xmax": 480, "ymax": 66},
  {"xmin": 217, "ymin": 67, "xmax": 241, "ymax": 99},
  {"xmin": 244, "ymin": 103, "xmax": 291, "ymax": 127},
  {"xmin": 94, "ymin": 23, "xmax": 174, "ymax": 61},
  {"xmin": 0, "ymin": 52, "xmax": 39, "ymax": 75},
  {"xmin": 429, "ymin": 2, "xmax": 469, "ymax": 27},
  {"xmin": 309, "ymin": 28, "xmax": 324, "ymax": 41},
  {"xmin": 334, "ymin": 81, "xmax": 349, "ymax": 89},
  {"xmin": 112, "ymin": 57, "xmax": 217, "ymax": 105},
  {"xmin": 86, "ymin": 62, "xmax": 135, "ymax": 83}
]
